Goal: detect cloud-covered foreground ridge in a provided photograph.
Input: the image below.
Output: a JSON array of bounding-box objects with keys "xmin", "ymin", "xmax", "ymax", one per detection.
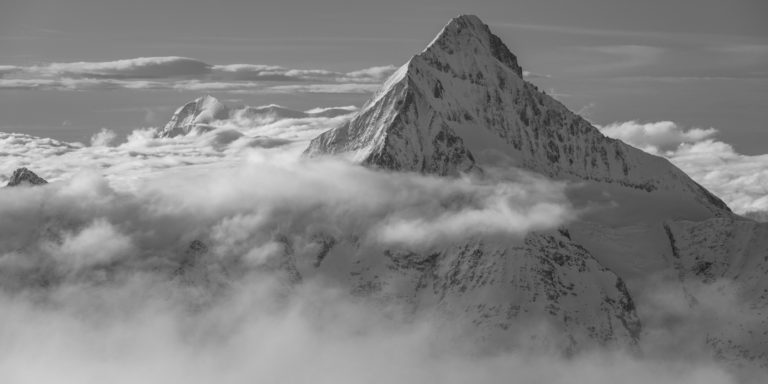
[
  {"xmin": 0, "ymin": 166, "xmax": 739, "ymax": 384},
  {"xmin": 0, "ymin": 121, "xmax": 586, "ymax": 384},
  {"xmin": 0, "ymin": 107, "xmax": 752, "ymax": 383},
  {"xmin": 0, "ymin": 105, "xmax": 575, "ymax": 274},
  {"xmin": 0, "ymin": 56, "xmax": 396, "ymax": 94},
  {"xmin": 0, "ymin": 149, "xmax": 573, "ymax": 277},
  {"xmin": 599, "ymin": 120, "xmax": 768, "ymax": 217}
]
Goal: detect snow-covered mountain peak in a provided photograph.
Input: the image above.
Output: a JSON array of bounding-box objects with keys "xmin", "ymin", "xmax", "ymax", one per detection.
[
  {"xmin": 422, "ymin": 14, "xmax": 523, "ymax": 78},
  {"xmin": 305, "ymin": 15, "xmax": 731, "ymax": 216},
  {"xmin": 158, "ymin": 95, "xmax": 230, "ymax": 137}
]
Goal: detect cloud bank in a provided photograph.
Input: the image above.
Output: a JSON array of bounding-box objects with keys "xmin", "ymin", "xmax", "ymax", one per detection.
[
  {"xmin": 0, "ymin": 104, "xmax": 764, "ymax": 381},
  {"xmin": 599, "ymin": 120, "xmax": 768, "ymax": 216},
  {"xmin": 0, "ymin": 272, "xmax": 743, "ymax": 384},
  {"xmin": 0, "ymin": 110, "xmax": 354, "ymax": 186},
  {"xmin": 0, "ymin": 57, "xmax": 397, "ymax": 94},
  {"xmin": 0, "ymin": 128, "xmax": 749, "ymax": 384},
  {"xmin": 599, "ymin": 120, "xmax": 717, "ymax": 153}
]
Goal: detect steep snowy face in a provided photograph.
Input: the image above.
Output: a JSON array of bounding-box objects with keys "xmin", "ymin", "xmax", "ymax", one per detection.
[
  {"xmin": 305, "ymin": 62, "xmax": 478, "ymax": 176},
  {"xmin": 305, "ymin": 15, "xmax": 730, "ymax": 214},
  {"xmin": 158, "ymin": 95, "xmax": 231, "ymax": 137},
  {"xmin": 661, "ymin": 218, "xmax": 768, "ymax": 368},
  {"xmin": 6, "ymin": 168, "xmax": 47, "ymax": 187}
]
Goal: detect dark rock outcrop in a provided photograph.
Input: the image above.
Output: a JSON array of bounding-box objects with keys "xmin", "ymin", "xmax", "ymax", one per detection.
[{"xmin": 7, "ymin": 168, "xmax": 47, "ymax": 187}]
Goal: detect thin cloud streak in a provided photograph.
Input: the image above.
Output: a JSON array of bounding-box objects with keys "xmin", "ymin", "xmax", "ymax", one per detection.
[
  {"xmin": 492, "ymin": 21, "xmax": 768, "ymax": 43},
  {"xmin": 0, "ymin": 57, "xmax": 397, "ymax": 94},
  {"xmin": 28, "ymin": 57, "xmax": 213, "ymax": 79}
]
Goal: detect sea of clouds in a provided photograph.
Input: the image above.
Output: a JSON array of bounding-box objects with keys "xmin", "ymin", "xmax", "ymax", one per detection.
[{"xmin": 0, "ymin": 110, "xmax": 766, "ymax": 383}]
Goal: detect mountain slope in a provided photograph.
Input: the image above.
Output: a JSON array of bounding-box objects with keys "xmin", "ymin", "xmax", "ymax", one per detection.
[
  {"xmin": 305, "ymin": 15, "xmax": 730, "ymax": 216},
  {"xmin": 662, "ymin": 217, "xmax": 768, "ymax": 367},
  {"xmin": 280, "ymin": 229, "xmax": 642, "ymax": 351}
]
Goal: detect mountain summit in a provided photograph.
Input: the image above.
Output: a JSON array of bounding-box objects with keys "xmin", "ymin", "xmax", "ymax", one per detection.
[
  {"xmin": 6, "ymin": 168, "xmax": 47, "ymax": 187},
  {"xmin": 305, "ymin": 14, "xmax": 729, "ymax": 216},
  {"xmin": 158, "ymin": 95, "xmax": 230, "ymax": 137}
]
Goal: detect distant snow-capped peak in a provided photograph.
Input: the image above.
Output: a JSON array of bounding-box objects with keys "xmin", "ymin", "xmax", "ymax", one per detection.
[
  {"xmin": 159, "ymin": 95, "xmax": 231, "ymax": 137},
  {"xmin": 158, "ymin": 96, "xmax": 357, "ymax": 138}
]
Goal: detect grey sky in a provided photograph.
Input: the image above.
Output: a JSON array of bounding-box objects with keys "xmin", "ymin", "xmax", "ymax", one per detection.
[{"xmin": 1, "ymin": 0, "xmax": 766, "ymax": 153}]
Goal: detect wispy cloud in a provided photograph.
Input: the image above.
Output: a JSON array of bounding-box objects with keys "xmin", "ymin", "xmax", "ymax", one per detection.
[
  {"xmin": 575, "ymin": 45, "xmax": 665, "ymax": 72},
  {"xmin": 0, "ymin": 57, "xmax": 397, "ymax": 94},
  {"xmin": 262, "ymin": 83, "xmax": 382, "ymax": 94},
  {"xmin": 610, "ymin": 75, "xmax": 768, "ymax": 82},
  {"xmin": 493, "ymin": 21, "xmax": 767, "ymax": 44},
  {"xmin": 209, "ymin": 64, "xmax": 396, "ymax": 84},
  {"xmin": 710, "ymin": 43, "xmax": 768, "ymax": 55},
  {"xmin": 522, "ymin": 70, "xmax": 551, "ymax": 79},
  {"xmin": 599, "ymin": 121, "xmax": 717, "ymax": 153},
  {"xmin": 27, "ymin": 56, "xmax": 213, "ymax": 79},
  {"xmin": 0, "ymin": 66, "xmax": 21, "ymax": 78},
  {"xmin": 491, "ymin": 21, "xmax": 667, "ymax": 39}
]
